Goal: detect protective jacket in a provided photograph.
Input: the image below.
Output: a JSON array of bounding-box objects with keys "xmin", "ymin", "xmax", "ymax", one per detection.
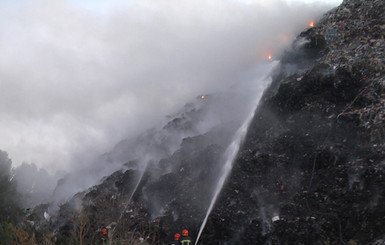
[
  {"xmin": 171, "ymin": 241, "xmax": 181, "ymax": 245},
  {"xmin": 180, "ymin": 236, "xmax": 192, "ymax": 245}
]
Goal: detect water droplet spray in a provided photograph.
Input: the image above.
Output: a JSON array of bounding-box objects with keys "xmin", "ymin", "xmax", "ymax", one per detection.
[{"xmin": 195, "ymin": 61, "xmax": 278, "ymax": 244}]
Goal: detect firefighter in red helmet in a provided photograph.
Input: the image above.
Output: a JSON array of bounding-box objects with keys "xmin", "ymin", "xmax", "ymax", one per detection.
[
  {"xmin": 171, "ymin": 233, "xmax": 181, "ymax": 245},
  {"xmin": 181, "ymin": 229, "xmax": 192, "ymax": 245},
  {"xmin": 101, "ymin": 226, "xmax": 108, "ymax": 244}
]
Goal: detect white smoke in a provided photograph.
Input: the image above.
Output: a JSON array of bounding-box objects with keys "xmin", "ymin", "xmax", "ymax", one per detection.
[{"xmin": 0, "ymin": 0, "xmax": 338, "ymax": 193}]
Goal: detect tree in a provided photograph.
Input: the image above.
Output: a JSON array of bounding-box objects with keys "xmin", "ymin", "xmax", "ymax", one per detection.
[
  {"xmin": 0, "ymin": 150, "xmax": 48, "ymax": 244},
  {"xmin": 9, "ymin": 223, "xmax": 37, "ymax": 245},
  {"xmin": 0, "ymin": 150, "xmax": 19, "ymax": 225},
  {"xmin": 71, "ymin": 210, "xmax": 92, "ymax": 245},
  {"xmin": 0, "ymin": 150, "xmax": 13, "ymax": 204}
]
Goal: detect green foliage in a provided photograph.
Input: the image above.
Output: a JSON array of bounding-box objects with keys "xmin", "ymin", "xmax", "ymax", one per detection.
[
  {"xmin": 0, "ymin": 223, "xmax": 14, "ymax": 244},
  {"xmin": 52, "ymin": 233, "xmax": 73, "ymax": 245},
  {"xmin": 0, "ymin": 150, "xmax": 39, "ymax": 244},
  {"xmin": 0, "ymin": 150, "xmax": 11, "ymax": 177},
  {"xmin": 0, "ymin": 150, "xmax": 13, "ymax": 204},
  {"xmin": 0, "ymin": 150, "xmax": 19, "ymax": 225}
]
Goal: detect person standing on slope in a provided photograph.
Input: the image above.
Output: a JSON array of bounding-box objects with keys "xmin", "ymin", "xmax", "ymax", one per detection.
[
  {"xmin": 171, "ymin": 233, "xmax": 181, "ymax": 245},
  {"xmin": 180, "ymin": 229, "xmax": 192, "ymax": 245}
]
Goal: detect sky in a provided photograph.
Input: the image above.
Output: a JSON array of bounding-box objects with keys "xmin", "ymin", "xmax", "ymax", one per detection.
[
  {"xmin": 69, "ymin": 0, "xmax": 343, "ymax": 13},
  {"xmin": 0, "ymin": 0, "xmax": 342, "ymax": 174}
]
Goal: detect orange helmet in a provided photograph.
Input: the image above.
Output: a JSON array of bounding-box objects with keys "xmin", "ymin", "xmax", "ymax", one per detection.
[
  {"xmin": 182, "ymin": 229, "xmax": 189, "ymax": 236},
  {"xmin": 174, "ymin": 233, "xmax": 181, "ymax": 240}
]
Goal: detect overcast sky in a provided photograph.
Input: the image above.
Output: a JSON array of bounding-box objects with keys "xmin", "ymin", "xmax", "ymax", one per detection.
[
  {"xmin": 0, "ymin": 0, "xmax": 342, "ymax": 174},
  {"xmin": 68, "ymin": 0, "xmax": 343, "ymax": 13}
]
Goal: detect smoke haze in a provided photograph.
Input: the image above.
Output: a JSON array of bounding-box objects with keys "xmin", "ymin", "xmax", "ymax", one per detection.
[{"xmin": 0, "ymin": 0, "xmax": 336, "ymax": 176}]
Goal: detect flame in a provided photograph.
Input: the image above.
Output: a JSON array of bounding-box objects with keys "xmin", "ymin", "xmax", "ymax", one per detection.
[
  {"xmin": 268, "ymin": 55, "xmax": 272, "ymax": 61},
  {"xmin": 201, "ymin": 95, "xmax": 205, "ymax": 99},
  {"xmin": 309, "ymin": 21, "xmax": 314, "ymax": 27}
]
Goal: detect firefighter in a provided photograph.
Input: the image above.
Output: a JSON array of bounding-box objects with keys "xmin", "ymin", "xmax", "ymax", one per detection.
[
  {"xmin": 171, "ymin": 233, "xmax": 181, "ymax": 245},
  {"xmin": 101, "ymin": 226, "xmax": 108, "ymax": 244},
  {"xmin": 101, "ymin": 226, "xmax": 108, "ymax": 236},
  {"xmin": 180, "ymin": 229, "xmax": 192, "ymax": 245}
]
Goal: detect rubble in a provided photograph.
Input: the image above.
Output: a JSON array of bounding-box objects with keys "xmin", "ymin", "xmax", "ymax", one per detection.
[
  {"xmin": 200, "ymin": 0, "xmax": 385, "ymax": 244},
  {"xmin": 36, "ymin": 0, "xmax": 385, "ymax": 244}
]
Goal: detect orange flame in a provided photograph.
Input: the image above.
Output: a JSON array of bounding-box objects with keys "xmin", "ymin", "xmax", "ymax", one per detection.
[
  {"xmin": 268, "ymin": 55, "xmax": 272, "ymax": 61},
  {"xmin": 309, "ymin": 21, "xmax": 314, "ymax": 27},
  {"xmin": 201, "ymin": 95, "xmax": 205, "ymax": 99}
]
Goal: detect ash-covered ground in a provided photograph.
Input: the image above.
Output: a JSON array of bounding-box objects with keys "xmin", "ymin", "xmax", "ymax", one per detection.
[{"xmin": 28, "ymin": 0, "xmax": 385, "ymax": 244}]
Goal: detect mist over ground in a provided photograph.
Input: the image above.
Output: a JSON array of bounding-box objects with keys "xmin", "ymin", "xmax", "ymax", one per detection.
[{"xmin": 0, "ymin": 0, "xmax": 338, "ymax": 202}]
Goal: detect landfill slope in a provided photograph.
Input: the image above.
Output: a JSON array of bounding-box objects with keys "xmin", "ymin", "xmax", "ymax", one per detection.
[
  {"xmin": 202, "ymin": 0, "xmax": 385, "ymax": 244},
  {"xmin": 35, "ymin": 0, "xmax": 385, "ymax": 244}
]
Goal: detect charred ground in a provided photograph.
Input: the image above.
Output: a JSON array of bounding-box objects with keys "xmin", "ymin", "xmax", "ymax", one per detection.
[
  {"xmin": 24, "ymin": 0, "xmax": 385, "ymax": 244},
  {"xmin": 203, "ymin": 0, "xmax": 385, "ymax": 244}
]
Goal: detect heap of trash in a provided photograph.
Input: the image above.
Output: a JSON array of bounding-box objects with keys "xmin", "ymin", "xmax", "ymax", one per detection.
[
  {"xmin": 28, "ymin": 0, "xmax": 385, "ymax": 244},
  {"xmin": 200, "ymin": 0, "xmax": 385, "ymax": 244}
]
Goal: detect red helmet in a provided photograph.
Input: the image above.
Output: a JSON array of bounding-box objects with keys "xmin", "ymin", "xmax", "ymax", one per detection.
[
  {"xmin": 174, "ymin": 233, "xmax": 181, "ymax": 240},
  {"xmin": 182, "ymin": 229, "xmax": 189, "ymax": 236}
]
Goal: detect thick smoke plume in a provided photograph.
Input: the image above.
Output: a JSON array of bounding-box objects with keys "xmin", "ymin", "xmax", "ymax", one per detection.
[{"xmin": 0, "ymin": 0, "xmax": 337, "ymax": 201}]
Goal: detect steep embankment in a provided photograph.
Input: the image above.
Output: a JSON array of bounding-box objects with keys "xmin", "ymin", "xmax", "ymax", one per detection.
[
  {"xmin": 202, "ymin": 0, "xmax": 385, "ymax": 244},
  {"xmin": 36, "ymin": 0, "xmax": 385, "ymax": 244}
]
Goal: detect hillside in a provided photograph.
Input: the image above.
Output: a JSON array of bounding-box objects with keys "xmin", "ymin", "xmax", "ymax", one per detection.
[
  {"xmin": 206, "ymin": 0, "xmax": 385, "ymax": 243},
  {"xmin": 28, "ymin": 0, "xmax": 385, "ymax": 244}
]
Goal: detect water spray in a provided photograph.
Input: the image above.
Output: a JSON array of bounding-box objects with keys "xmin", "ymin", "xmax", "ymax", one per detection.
[
  {"xmin": 112, "ymin": 156, "xmax": 150, "ymax": 234},
  {"xmin": 195, "ymin": 62, "xmax": 278, "ymax": 244}
]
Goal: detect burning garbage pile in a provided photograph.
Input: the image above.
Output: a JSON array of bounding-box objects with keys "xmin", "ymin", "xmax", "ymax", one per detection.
[
  {"xmin": 24, "ymin": 0, "xmax": 385, "ymax": 244},
  {"xmin": 199, "ymin": 0, "xmax": 385, "ymax": 244}
]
